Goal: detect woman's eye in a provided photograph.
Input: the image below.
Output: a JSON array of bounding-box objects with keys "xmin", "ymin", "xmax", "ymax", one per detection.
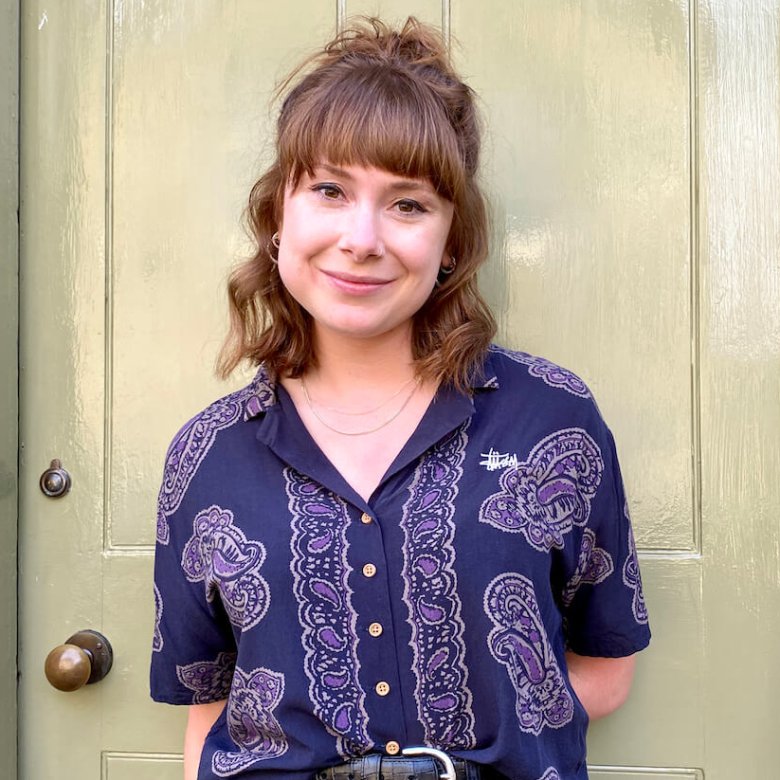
[
  {"xmin": 395, "ymin": 199, "xmax": 425, "ymax": 214},
  {"xmin": 313, "ymin": 183, "xmax": 342, "ymax": 200}
]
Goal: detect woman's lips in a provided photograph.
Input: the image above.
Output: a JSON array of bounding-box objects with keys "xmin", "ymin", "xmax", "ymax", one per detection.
[{"xmin": 321, "ymin": 270, "xmax": 392, "ymax": 294}]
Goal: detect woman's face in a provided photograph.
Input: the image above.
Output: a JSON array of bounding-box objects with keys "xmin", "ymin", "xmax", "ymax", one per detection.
[{"xmin": 276, "ymin": 163, "xmax": 454, "ymax": 349}]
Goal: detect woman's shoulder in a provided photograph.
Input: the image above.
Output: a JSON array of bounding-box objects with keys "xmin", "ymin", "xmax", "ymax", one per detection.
[
  {"xmin": 482, "ymin": 343, "xmax": 617, "ymax": 444},
  {"xmin": 482, "ymin": 344, "xmax": 620, "ymax": 466},
  {"xmin": 485, "ymin": 343, "xmax": 593, "ymax": 401},
  {"xmin": 155, "ymin": 367, "xmax": 276, "ymax": 545},
  {"xmin": 161, "ymin": 366, "xmax": 275, "ymax": 462}
]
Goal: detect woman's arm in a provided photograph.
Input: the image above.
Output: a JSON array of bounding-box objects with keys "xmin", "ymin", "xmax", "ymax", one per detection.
[
  {"xmin": 565, "ymin": 652, "xmax": 637, "ymax": 720},
  {"xmin": 184, "ymin": 700, "xmax": 227, "ymax": 780}
]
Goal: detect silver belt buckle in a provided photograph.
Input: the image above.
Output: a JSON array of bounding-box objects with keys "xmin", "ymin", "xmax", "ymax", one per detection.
[{"xmin": 401, "ymin": 746, "xmax": 457, "ymax": 780}]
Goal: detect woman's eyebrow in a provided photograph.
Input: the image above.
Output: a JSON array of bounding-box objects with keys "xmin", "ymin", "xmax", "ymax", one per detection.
[
  {"xmin": 386, "ymin": 179, "xmax": 435, "ymax": 194},
  {"xmin": 316, "ymin": 163, "xmax": 352, "ymax": 179},
  {"xmin": 314, "ymin": 163, "xmax": 434, "ymax": 193}
]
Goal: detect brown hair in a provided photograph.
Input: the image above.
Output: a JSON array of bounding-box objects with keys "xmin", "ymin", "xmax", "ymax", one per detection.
[{"xmin": 218, "ymin": 16, "xmax": 496, "ymax": 390}]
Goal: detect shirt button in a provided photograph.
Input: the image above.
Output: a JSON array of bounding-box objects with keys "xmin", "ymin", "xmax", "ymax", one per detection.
[
  {"xmin": 375, "ymin": 681, "xmax": 390, "ymax": 696},
  {"xmin": 368, "ymin": 622, "xmax": 383, "ymax": 637},
  {"xmin": 362, "ymin": 563, "xmax": 377, "ymax": 578},
  {"xmin": 360, "ymin": 512, "xmax": 373, "ymax": 524},
  {"xmin": 386, "ymin": 741, "xmax": 401, "ymax": 755}
]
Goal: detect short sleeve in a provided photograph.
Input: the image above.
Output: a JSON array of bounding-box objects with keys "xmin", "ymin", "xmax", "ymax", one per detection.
[
  {"xmin": 560, "ymin": 420, "xmax": 651, "ymax": 658},
  {"xmin": 150, "ymin": 463, "xmax": 237, "ymax": 705}
]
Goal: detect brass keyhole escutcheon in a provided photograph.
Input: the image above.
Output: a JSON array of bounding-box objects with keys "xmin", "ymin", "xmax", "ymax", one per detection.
[
  {"xmin": 44, "ymin": 630, "xmax": 113, "ymax": 692},
  {"xmin": 39, "ymin": 459, "xmax": 71, "ymax": 498}
]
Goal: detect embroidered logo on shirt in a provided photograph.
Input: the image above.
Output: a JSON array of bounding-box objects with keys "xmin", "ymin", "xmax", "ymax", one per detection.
[
  {"xmin": 181, "ymin": 505, "xmax": 271, "ymax": 632},
  {"xmin": 536, "ymin": 769, "xmax": 562, "ymax": 780},
  {"xmin": 479, "ymin": 448, "xmax": 520, "ymax": 471},
  {"xmin": 213, "ymin": 665, "xmax": 288, "ymax": 775},
  {"xmin": 480, "ymin": 428, "xmax": 604, "ymax": 552},
  {"xmin": 400, "ymin": 424, "xmax": 476, "ymax": 749},
  {"xmin": 286, "ymin": 469, "xmax": 373, "ymax": 759},
  {"xmin": 484, "ymin": 572, "xmax": 574, "ymax": 734}
]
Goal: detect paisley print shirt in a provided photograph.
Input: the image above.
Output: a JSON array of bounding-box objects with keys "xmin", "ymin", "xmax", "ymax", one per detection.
[{"xmin": 150, "ymin": 346, "xmax": 651, "ymax": 780}]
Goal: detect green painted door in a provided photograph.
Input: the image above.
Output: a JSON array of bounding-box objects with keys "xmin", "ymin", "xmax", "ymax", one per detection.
[{"xmin": 18, "ymin": 2, "xmax": 780, "ymax": 779}]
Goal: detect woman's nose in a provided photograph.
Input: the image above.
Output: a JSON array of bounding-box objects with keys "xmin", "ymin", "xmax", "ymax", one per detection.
[{"xmin": 338, "ymin": 206, "xmax": 384, "ymax": 260}]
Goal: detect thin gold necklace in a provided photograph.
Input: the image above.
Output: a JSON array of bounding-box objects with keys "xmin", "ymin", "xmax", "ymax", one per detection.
[
  {"xmin": 300, "ymin": 376, "xmax": 420, "ymax": 436},
  {"xmin": 310, "ymin": 376, "xmax": 417, "ymax": 416}
]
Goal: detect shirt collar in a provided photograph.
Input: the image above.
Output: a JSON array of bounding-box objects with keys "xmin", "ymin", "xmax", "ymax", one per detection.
[
  {"xmin": 242, "ymin": 364, "xmax": 277, "ymax": 420},
  {"xmin": 471, "ymin": 350, "xmax": 500, "ymax": 392}
]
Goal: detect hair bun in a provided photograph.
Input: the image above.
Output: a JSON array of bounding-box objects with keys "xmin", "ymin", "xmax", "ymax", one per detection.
[{"xmin": 327, "ymin": 16, "xmax": 452, "ymax": 72}]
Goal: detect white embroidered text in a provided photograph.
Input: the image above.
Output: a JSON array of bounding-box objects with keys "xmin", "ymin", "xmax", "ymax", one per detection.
[{"xmin": 480, "ymin": 449, "xmax": 520, "ymax": 471}]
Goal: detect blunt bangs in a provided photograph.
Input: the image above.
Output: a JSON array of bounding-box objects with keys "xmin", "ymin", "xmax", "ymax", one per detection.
[{"xmin": 278, "ymin": 65, "xmax": 466, "ymax": 200}]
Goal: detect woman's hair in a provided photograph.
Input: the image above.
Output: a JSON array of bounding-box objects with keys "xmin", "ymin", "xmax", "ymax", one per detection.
[{"xmin": 218, "ymin": 16, "xmax": 496, "ymax": 390}]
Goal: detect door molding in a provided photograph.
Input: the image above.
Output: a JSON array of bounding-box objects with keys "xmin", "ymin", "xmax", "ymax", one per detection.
[{"xmin": 0, "ymin": 0, "xmax": 19, "ymax": 778}]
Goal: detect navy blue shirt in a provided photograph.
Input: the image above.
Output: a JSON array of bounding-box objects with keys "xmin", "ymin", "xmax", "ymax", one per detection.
[{"xmin": 151, "ymin": 346, "xmax": 650, "ymax": 780}]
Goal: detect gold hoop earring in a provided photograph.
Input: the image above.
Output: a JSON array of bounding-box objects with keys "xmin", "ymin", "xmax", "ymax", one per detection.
[{"xmin": 268, "ymin": 231, "xmax": 280, "ymax": 265}]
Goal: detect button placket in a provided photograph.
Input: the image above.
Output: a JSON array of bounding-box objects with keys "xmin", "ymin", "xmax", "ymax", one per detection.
[{"xmin": 350, "ymin": 506, "xmax": 404, "ymax": 738}]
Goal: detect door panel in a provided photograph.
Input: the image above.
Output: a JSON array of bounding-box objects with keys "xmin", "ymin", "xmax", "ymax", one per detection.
[
  {"xmin": 19, "ymin": 1, "xmax": 780, "ymax": 779},
  {"xmin": 454, "ymin": 0, "xmax": 695, "ymax": 553},
  {"xmin": 109, "ymin": 1, "xmax": 334, "ymax": 549}
]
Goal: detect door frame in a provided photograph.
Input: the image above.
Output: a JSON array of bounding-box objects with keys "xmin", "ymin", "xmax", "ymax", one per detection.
[{"xmin": 1, "ymin": 0, "xmax": 19, "ymax": 778}]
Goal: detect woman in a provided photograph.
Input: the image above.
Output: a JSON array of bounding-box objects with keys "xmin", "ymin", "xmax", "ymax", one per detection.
[{"xmin": 151, "ymin": 17, "xmax": 650, "ymax": 780}]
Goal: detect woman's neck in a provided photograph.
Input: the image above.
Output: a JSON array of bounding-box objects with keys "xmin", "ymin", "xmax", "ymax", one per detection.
[{"xmin": 306, "ymin": 327, "xmax": 417, "ymax": 394}]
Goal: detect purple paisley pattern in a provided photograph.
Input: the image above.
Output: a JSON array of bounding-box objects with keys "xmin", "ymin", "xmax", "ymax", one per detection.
[
  {"xmin": 212, "ymin": 665, "xmax": 288, "ymax": 776},
  {"xmin": 182, "ymin": 505, "xmax": 270, "ymax": 632},
  {"xmin": 400, "ymin": 425, "xmax": 476, "ymax": 748},
  {"xmin": 484, "ymin": 573, "xmax": 573, "ymax": 735},
  {"xmin": 561, "ymin": 528, "xmax": 614, "ymax": 607},
  {"xmin": 489, "ymin": 345, "xmax": 590, "ymax": 398},
  {"xmin": 286, "ymin": 469, "xmax": 372, "ymax": 759},
  {"xmin": 156, "ymin": 369, "xmax": 274, "ymax": 545},
  {"xmin": 176, "ymin": 651, "xmax": 237, "ymax": 704},
  {"xmin": 480, "ymin": 428, "xmax": 604, "ymax": 552},
  {"xmin": 622, "ymin": 511, "xmax": 648, "ymax": 624},
  {"xmin": 152, "ymin": 583, "xmax": 163, "ymax": 653}
]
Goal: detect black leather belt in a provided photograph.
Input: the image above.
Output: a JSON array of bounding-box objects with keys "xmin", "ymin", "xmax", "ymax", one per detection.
[{"xmin": 318, "ymin": 747, "xmax": 485, "ymax": 780}]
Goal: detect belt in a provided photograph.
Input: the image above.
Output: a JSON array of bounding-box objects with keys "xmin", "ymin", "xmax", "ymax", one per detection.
[{"xmin": 318, "ymin": 747, "xmax": 484, "ymax": 780}]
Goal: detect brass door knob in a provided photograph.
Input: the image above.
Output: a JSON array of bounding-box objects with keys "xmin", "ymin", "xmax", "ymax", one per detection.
[{"xmin": 44, "ymin": 630, "xmax": 113, "ymax": 692}]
